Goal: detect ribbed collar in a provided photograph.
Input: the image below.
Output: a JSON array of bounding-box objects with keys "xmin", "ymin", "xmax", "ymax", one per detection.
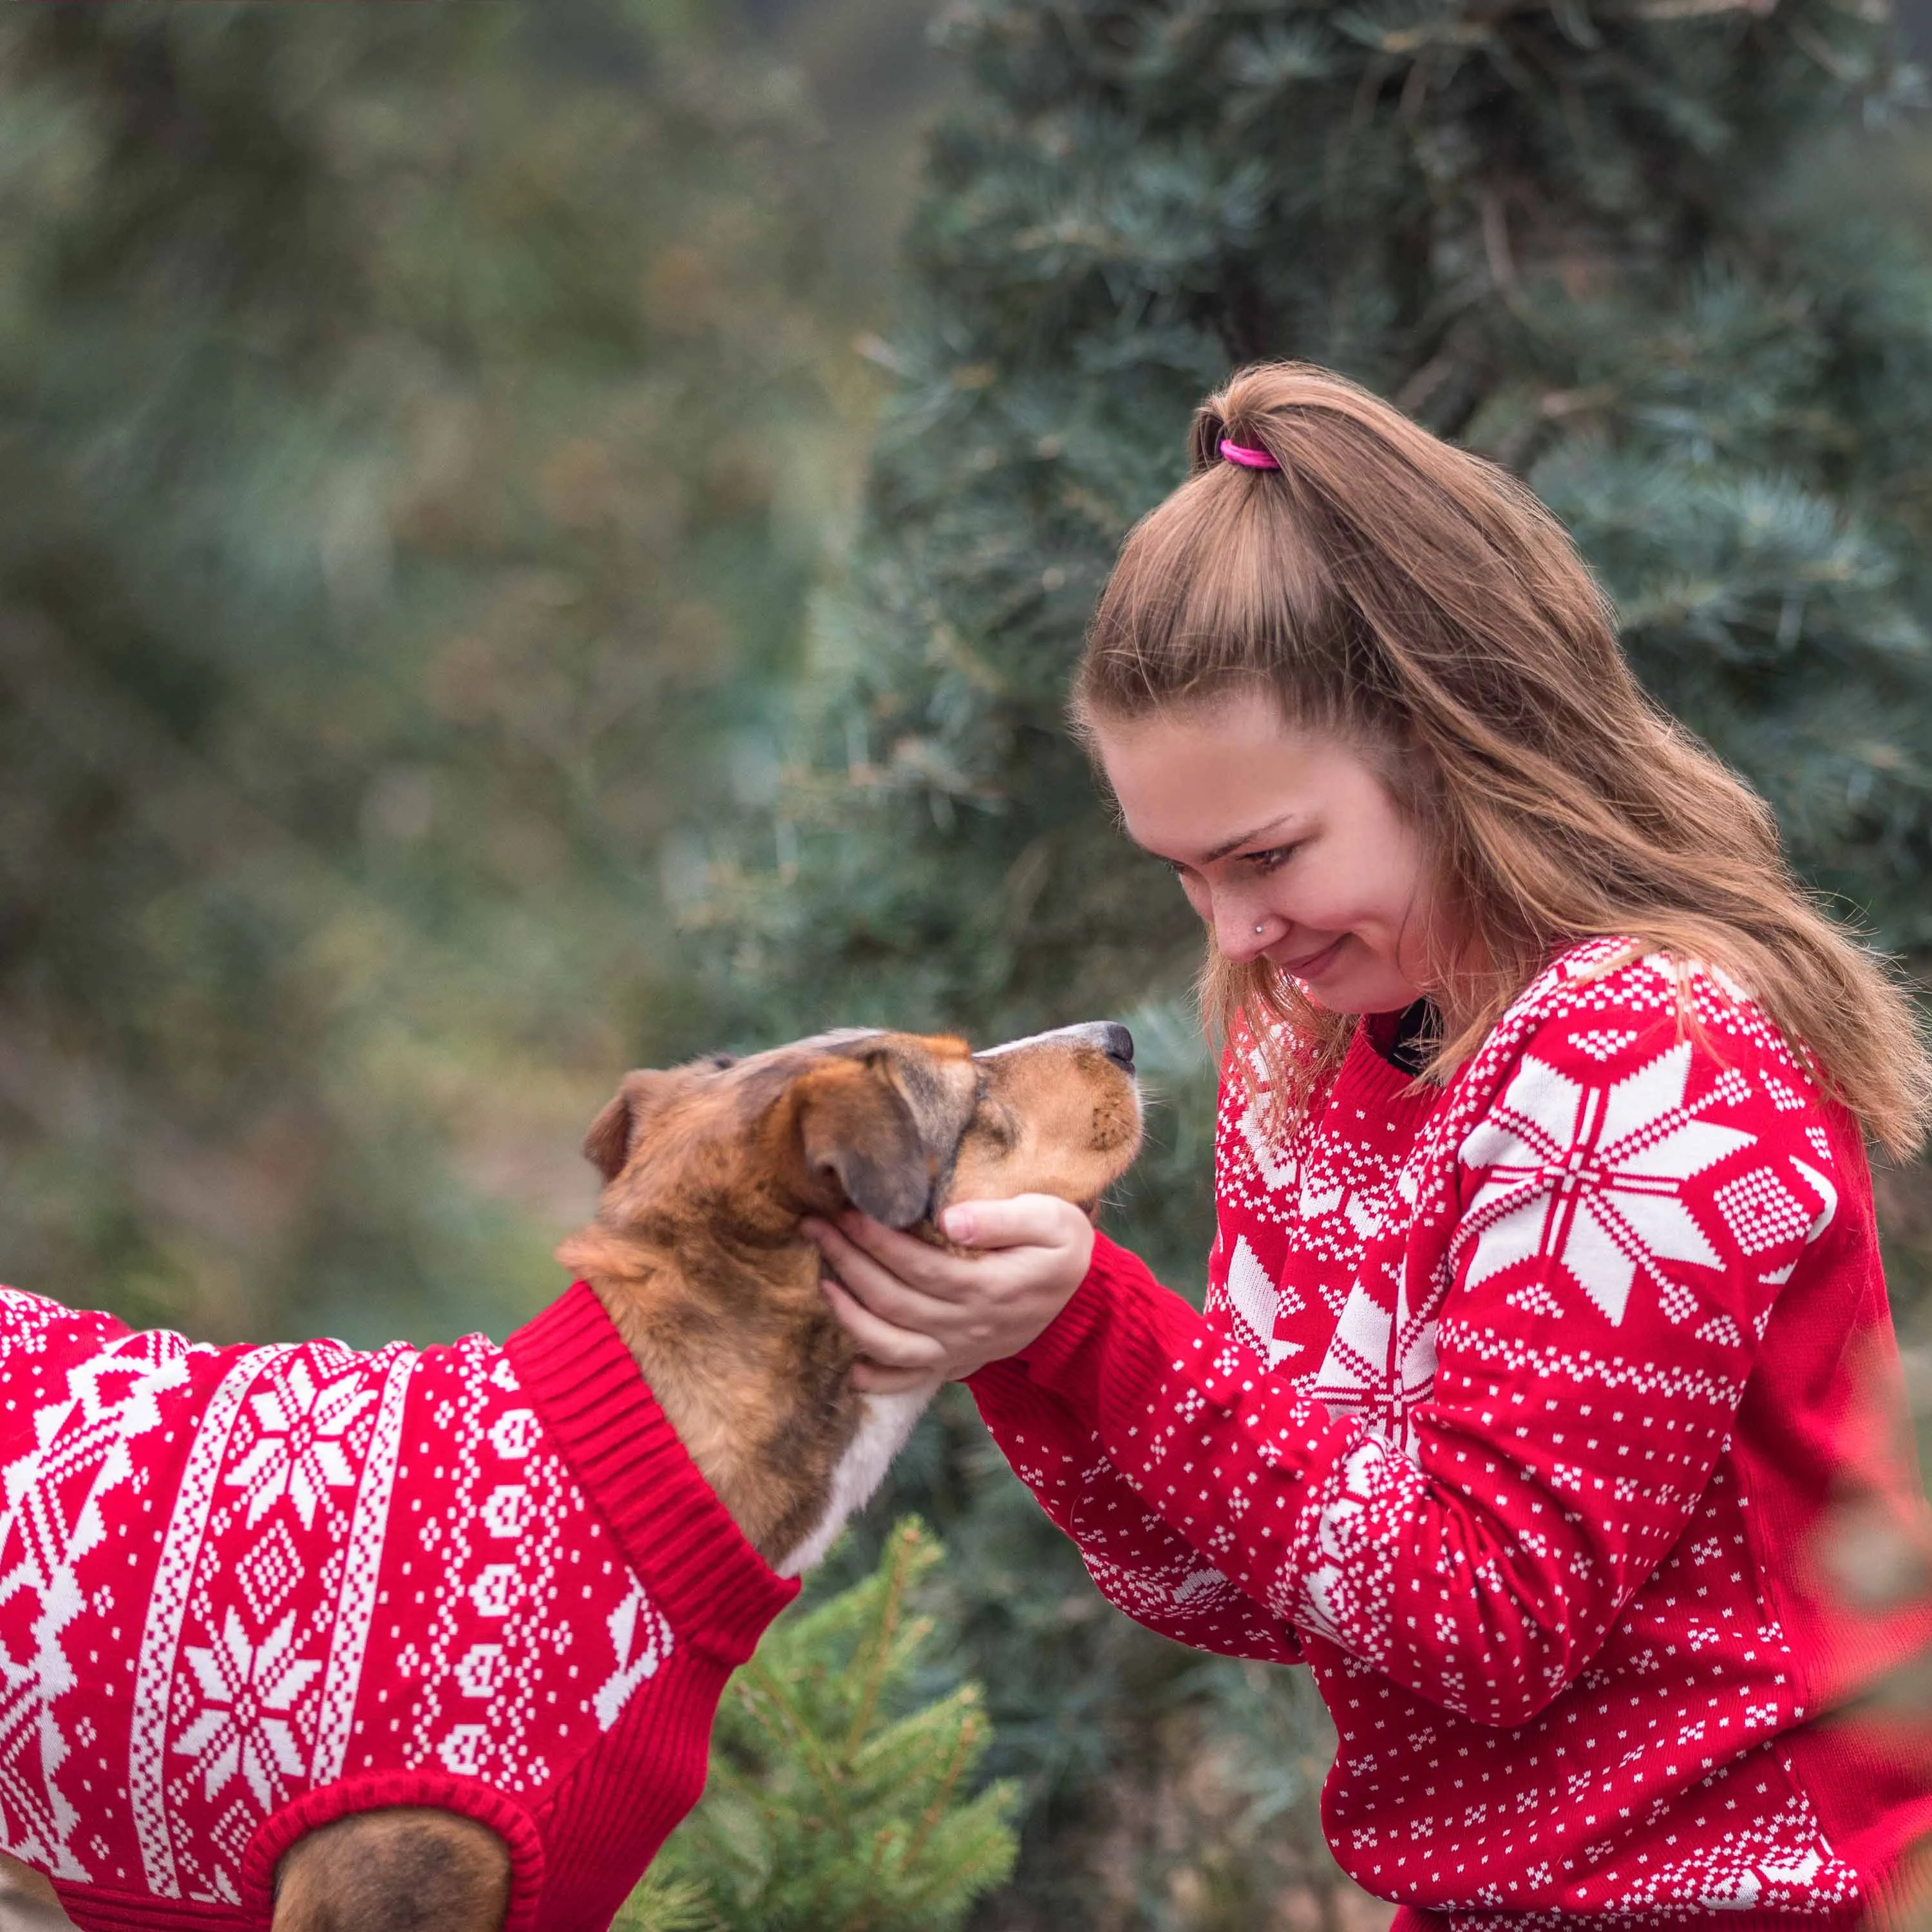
[
  {"xmin": 1329, "ymin": 1012, "xmax": 1447, "ymax": 1139},
  {"xmin": 506, "ymin": 1282, "xmax": 798, "ymax": 1665}
]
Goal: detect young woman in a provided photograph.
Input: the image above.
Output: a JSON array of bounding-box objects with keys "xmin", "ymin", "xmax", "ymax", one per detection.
[{"xmin": 804, "ymin": 362, "xmax": 1932, "ymax": 1927}]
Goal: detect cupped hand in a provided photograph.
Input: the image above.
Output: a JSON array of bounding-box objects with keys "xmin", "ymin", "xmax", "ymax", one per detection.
[{"xmin": 802, "ymin": 1195, "xmax": 1096, "ymax": 1392}]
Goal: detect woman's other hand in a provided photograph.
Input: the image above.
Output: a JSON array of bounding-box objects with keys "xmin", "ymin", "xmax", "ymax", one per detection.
[{"xmin": 802, "ymin": 1195, "xmax": 1096, "ymax": 1393}]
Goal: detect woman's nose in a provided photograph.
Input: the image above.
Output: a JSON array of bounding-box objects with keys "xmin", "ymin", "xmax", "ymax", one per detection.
[{"xmin": 1212, "ymin": 892, "xmax": 1271, "ymax": 962}]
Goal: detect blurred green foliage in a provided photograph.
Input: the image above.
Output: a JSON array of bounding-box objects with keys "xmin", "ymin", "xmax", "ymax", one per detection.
[
  {"xmin": 620, "ymin": 1520, "xmax": 1019, "ymax": 1932},
  {"xmin": 8, "ymin": 3, "xmax": 1932, "ymax": 1931},
  {"xmin": 696, "ymin": 0, "xmax": 1932, "ymax": 1922},
  {"xmin": 0, "ymin": 0, "xmax": 869, "ymax": 1346}
]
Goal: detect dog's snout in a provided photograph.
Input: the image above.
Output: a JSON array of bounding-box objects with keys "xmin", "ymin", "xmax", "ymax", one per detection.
[
  {"xmin": 975, "ymin": 1019, "xmax": 1137, "ymax": 1073},
  {"xmin": 1060, "ymin": 1020, "xmax": 1137, "ymax": 1074}
]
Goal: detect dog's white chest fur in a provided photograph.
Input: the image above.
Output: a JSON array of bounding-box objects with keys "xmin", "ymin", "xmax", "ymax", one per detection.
[{"xmin": 775, "ymin": 1384, "xmax": 938, "ymax": 1578}]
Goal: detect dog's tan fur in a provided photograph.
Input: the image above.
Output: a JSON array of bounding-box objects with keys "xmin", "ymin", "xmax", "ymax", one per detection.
[
  {"xmin": 557, "ymin": 1032, "xmax": 985, "ymax": 1562},
  {"xmin": 19, "ymin": 1027, "xmax": 1139, "ymax": 1932}
]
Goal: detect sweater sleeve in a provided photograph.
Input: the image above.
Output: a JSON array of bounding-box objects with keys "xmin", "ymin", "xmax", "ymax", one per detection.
[
  {"xmin": 974, "ymin": 974, "xmax": 1841, "ymax": 1727},
  {"xmin": 967, "ymin": 1312, "xmax": 1307, "ymax": 1663}
]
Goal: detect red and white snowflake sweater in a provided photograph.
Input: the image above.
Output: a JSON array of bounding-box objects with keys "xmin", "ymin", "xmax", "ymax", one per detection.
[
  {"xmin": 969, "ymin": 940, "xmax": 1932, "ymax": 1929},
  {"xmin": 0, "ymin": 1278, "xmax": 797, "ymax": 1932}
]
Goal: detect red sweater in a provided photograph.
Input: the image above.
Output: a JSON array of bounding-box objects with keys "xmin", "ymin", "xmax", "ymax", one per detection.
[
  {"xmin": 0, "ymin": 1280, "xmax": 795, "ymax": 1932},
  {"xmin": 970, "ymin": 940, "xmax": 1932, "ymax": 1928}
]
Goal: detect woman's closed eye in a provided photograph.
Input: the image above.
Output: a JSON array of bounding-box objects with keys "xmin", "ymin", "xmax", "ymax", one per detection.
[
  {"xmin": 1164, "ymin": 844, "xmax": 1298, "ymax": 880},
  {"xmin": 1240, "ymin": 844, "xmax": 1298, "ymax": 876}
]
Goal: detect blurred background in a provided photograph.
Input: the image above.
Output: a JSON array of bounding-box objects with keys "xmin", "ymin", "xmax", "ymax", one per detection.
[{"xmin": 7, "ymin": 2, "xmax": 1932, "ymax": 1926}]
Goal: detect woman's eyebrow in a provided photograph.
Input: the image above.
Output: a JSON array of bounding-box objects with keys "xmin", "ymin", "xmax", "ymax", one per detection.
[
  {"xmin": 1197, "ymin": 811, "xmax": 1305, "ymax": 865},
  {"xmin": 1124, "ymin": 808, "xmax": 1309, "ymax": 866}
]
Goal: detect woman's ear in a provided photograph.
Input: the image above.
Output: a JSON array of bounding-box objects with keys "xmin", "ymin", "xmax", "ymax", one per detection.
[
  {"xmin": 582, "ymin": 1070, "xmax": 677, "ymax": 1182},
  {"xmin": 791, "ymin": 1059, "xmax": 932, "ymax": 1227}
]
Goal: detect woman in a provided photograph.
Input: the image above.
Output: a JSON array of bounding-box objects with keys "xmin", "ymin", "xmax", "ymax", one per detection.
[{"xmin": 805, "ymin": 361, "xmax": 1932, "ymax": 1927}]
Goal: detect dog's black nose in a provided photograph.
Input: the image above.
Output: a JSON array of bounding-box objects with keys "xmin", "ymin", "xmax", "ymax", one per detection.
[{"xmin": 1098, "ymin": 1023, "xmax": 1135, "ymax": 1074}]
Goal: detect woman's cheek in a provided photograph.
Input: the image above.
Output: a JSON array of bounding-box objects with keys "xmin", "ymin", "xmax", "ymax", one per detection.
[{"xmin": 1282, "ymin": 862, "xmax": 1351, "ymax": 932}]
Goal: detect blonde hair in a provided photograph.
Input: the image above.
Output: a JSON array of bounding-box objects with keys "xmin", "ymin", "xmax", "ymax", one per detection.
[{"xmin": 1072, "ymin": 361, "xmax": 1932, "ymax": 1157}]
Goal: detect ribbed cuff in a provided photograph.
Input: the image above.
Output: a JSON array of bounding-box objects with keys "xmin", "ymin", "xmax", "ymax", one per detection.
[
  {"xmin": 1004, "ymin": 1231, "xmax": 1197, "ymax": 1419},
  {"xmin": 507, "ymin": 1283, "xmax": 799, "ymax": 1665},
  {"xmin": 241, "ymin": 1773, "xmax": 546, "ymax": 1932}
]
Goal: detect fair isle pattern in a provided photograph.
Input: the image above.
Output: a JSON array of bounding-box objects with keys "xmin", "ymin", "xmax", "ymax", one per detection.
[
  {"xmin": 1063, "ymin": 1445, "xmax": 1287, "ymax": 1646},
  {"xmin": 1455, "ymin": 1043, "xmax": 1756, "ymax": 1329},
  {"xmin": 368, "ymin": 1338, "xmax": 665, "ymax": 1795},
  {"xmin": 968, "ymin": 940, "xmax": 1917, "ymax": 1924},
  {"xmin": 0, "ymin": 1305, "xmax": 193, "ymax": 1883},
  {"xmin": 0, "ymin": 1296, "xmax": 684, "ymax": 1917},
  {"xmin": 310, "ymin": 1352, "xmax": 412, "ymax": 1788},
  {"xmin": 131, "ymin": 1343, "xmax": 279, "ymax": 1897},
  {"xmin": 134, "ymin": 1341, "xmax": 427, "ymax": 1904},
  {"xmin": 1209, "ymin": 1017, "xmax": 1430, "ymax": 1370},
  {"xmin": 1437, "ymin": 1776, "xmax": 1859, "ymax": 1931},
  {"xmin": 1611, "ymin": 1787, "xmax": 1857, "ymax": 1917}
]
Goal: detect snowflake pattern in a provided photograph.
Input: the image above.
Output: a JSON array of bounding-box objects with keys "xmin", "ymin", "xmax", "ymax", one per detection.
[
  {"xmin": 175, "ymin": 1609, "xmax": 319, "ymax": 1809},
  {"xmin": 0, "ymin": 1284, "xmax": 774, "ymax": 1928},
  {"xmin": 1455, "ymin": 1042, "xmax": 1754, "ymax": 1328},
  {"xmin": 969, "ymin": 940, "xmax": 1904, "ymax": 1926},
  {"xmin": 223, "ymin": 1359, "xmax": 374, "ymax": 1531}
]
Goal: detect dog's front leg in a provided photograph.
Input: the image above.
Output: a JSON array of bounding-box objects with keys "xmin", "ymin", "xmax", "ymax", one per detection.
[
  {"xmin": 273, "ymin": 1809, "xmax": 510, "ymax": 1932},
  {"xmin": 0, "ymin": 1852, "xmax": 72, "ymax": 1930}
]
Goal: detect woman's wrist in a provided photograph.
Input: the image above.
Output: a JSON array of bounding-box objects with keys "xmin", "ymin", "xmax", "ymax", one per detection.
[
  {"xmin": 985, "ymin": 1242, "xmax": 1111, "ymax": 1376},
  {"xmin": 989, "ymin": 1233, "xmax": 1182, "ymax": 1412}
]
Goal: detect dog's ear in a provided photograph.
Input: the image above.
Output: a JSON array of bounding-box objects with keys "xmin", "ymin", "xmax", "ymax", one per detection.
[
  {"xmin": 583, "ymin": 1070, "xmax": 677, "ymax": 1182},
  {"xmin": 792, "ymin": 1059, "xmax": 931, "ymax": 1227}
]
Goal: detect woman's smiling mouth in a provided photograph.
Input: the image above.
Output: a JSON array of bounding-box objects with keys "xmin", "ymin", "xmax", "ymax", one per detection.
[{"xmin": 1277, "ymin": 934, "xmax": 1347, "ymax": 977}]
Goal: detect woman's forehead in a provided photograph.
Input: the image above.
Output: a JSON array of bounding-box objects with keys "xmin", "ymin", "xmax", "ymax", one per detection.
[{"xmin": 1094, "ymin": 703, "xmax": 1370, "ymax": 858}]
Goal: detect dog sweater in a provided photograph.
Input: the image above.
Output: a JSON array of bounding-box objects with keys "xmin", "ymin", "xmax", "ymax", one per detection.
[
  {"xmin": 0, "ymin": 1278, "xmax": 797, "ymax": 1932},
  {"xmin": 970, "ymin": 940, "xmax": 1932, "ymax": 1929}
]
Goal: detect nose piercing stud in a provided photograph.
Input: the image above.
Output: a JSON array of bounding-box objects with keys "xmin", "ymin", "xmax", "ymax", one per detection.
[{"xmin": 1253, "ymin": 923, "xmax": 1267, "ymax": 936}]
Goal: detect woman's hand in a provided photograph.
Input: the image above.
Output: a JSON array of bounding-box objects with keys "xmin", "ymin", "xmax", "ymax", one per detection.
[{"xmin": 802, "ymin": 1195, "xmax": 1096, "ymax": 1393}]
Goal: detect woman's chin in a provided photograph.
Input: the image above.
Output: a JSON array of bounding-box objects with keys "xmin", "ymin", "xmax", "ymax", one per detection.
[{"xmin": 1296, "ymin": 955, "xmax": 1422, "ymax": 1016}]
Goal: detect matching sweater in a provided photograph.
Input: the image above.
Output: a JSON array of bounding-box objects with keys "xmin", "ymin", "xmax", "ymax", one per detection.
[
  {"xmin": 0, "ymin": 1280, "xmax": 796, "ymax": 1932},
  {"xmin": 970, "ymin": 940, "xmax": 1932, "ymax": 1928},
  {"xmin": 2, "ymin": 936, "xmax": 1927, "ymax": 1929}
]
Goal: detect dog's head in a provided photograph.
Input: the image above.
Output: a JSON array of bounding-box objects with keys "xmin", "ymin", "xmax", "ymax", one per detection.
[{"xmin": 575, "ymin": 1022, "xmax": 1141, "ymax": 1251}]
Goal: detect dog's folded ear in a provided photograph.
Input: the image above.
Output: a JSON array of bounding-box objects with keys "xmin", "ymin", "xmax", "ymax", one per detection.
[
  {"xmin": 791, "ymin": 1058, "xmax": 932, "ymax": 1227},
  {"xmin": 583, "ymin": 1070, "xmax": 677, "ymax": 1182}
]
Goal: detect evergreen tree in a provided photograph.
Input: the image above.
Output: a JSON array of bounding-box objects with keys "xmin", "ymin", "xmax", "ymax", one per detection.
[
  {"xmin": 620, "ymin": 1520, "xmax": 1019, "ymax": 1932},
  {"xmin": 702, "ymin": 0, "xmax": 1932, "ymax": 1920},
  {"xmin": 714, "ymin": 0, "xmax": 1932, "ymax": 1257},
  {"xmin": 0, "ymin": 1, "xmax": 857, "ymax": 1345}
]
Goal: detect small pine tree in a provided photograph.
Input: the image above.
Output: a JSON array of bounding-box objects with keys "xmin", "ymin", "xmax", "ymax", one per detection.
[{"xmin": 618, "ymin": 1519, "xmax": 1019, "ymax": 1932}]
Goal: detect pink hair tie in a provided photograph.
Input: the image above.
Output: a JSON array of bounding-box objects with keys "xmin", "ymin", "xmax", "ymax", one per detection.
[{"xmin": 1218, "ymin": 437, "xmax": 1279, "ymax": 470}]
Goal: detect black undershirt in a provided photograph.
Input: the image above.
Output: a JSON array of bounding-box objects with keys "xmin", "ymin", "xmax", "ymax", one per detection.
[{"xmin": 1368, "ymin": 998, "xmax": 1437, "ymax": 1075}]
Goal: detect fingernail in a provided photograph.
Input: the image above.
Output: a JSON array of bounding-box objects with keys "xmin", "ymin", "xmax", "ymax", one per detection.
[{"xmin": 941, "ymin": 1205, "xmax": 974, "ymax": 1243}]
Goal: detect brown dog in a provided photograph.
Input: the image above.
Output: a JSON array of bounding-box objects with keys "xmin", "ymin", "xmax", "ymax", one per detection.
[{"xmin": 18, "ymin": 1022, "xmax": 1138, "ymax": 1932}]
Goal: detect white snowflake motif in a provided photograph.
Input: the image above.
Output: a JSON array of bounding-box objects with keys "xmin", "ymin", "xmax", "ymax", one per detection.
[
  {"xmin": 225, "ymin": 1361, "xmax": 375, "ymax": 1530},
  {"xmin": 1222, "ymin": 1235, "xmax": 1303, "ymax": 1368},
  {"xmin": 174, "ymin": 1608, "xmax": 321, "ymax": 1808},
  {"xmin": 1455, "ymin": 1041, "xmax": 1754, "ymax": 1327},
  {"xmin": 593, "ymin": 1580, "xmax": 674, "ymax": 1730}
]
